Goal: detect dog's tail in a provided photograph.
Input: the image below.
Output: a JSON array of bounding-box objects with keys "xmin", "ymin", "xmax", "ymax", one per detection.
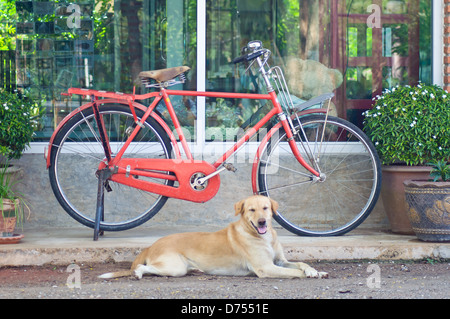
[{"xmin": 98, "ymin": 270, "xmax": 134, "ymax": 279}]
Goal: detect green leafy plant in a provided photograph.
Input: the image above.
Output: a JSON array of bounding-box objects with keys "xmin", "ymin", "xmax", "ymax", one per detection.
[
  {"xmin": 428, "ymin": 160, "xmax": 450, "ymax": 182},
  {"xmin": 0, "ymin": 89, "xmax": 45, "ymax": 159},
  {"xmin": 0, "ymin": 160, "xmax": 29, "ymax": 235},
  {"xmin": 363, "ymin": 84, "xmax": 450, "ymax": 166}
]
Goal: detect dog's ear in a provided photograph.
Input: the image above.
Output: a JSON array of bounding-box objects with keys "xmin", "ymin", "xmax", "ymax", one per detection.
[
  {"xmin": 234, "ymin": 199, "xmax": 245, "ymax": 216},
  {"xmin": 270, "ymin": 198, "xmax": 279, "ymax": 216}
]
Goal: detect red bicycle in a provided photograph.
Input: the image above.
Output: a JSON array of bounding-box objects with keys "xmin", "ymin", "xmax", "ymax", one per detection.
[{"xmin": 46, "ymin": 40, "xmax": 381, "ymax": 239}]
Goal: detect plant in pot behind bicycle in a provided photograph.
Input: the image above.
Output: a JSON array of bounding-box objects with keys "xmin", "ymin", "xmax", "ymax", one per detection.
[
  {"xmin": 0, "ymin": 160, "xmax": 29, "ymax": 242},
  {"xmin": 403, "ymin": 160, "xmax": 450, "ymax": 242},
  {"xmin": 363, "ymin": 83, "xmax": 450, "ymax": 234},
  {"xmin": 0, "ymin": 89, "xmax": 44, "ymax": 159},
  {"xmin": 0, "ymin": 89, "xmax": 42, "ymax": 243}
]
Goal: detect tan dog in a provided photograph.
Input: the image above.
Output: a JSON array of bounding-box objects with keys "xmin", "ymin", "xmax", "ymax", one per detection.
[{"xmin": 99, "ymin": 195, "xmax": 328, "ymax": 279}]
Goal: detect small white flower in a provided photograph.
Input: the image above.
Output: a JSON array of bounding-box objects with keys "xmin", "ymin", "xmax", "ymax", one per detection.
[
  {"xmin": 433, "ymin": 135, "xmax": 437, "ymax": 139},
  {"xmin": 375, "ymin": 142, "xmax": 379, "ymax": 146},
  {"xmin": 430, "ymin": 93, "xmax": 435, "ymax": 99},
  {"xmin": 439, "ymin": 146, "xmax": 443, "ymax": 150},
  {"xmin": 443, "ymin": 94, "xmax": 447, "ymax": 99},
  {"xmin": 412, "ymin": 97, "xmax": 417, "ymax": 101}
]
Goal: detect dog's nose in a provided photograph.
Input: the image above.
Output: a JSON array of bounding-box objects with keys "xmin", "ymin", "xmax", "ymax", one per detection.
[{"xmin": 258, "ymin": 218, "xmax": 266, "ymax": 227}]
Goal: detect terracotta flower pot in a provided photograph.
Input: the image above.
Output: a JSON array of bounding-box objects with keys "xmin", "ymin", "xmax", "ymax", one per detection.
[
  {"xmin": 403, "ymin": 180, "xmax": 450, "ymax": 242},
  {"xmin": 381, "ymin": 165, "xmax": 432, "ymax": 234},
  {"xmin": 0, "ymin": 198, "xmax": 19, "ymax": 236}
]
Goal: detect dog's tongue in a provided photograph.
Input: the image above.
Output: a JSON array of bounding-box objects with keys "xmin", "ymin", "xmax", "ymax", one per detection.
[{"xmin": 257, "ymin": 225, "xmax": 267, "ymax": 234}]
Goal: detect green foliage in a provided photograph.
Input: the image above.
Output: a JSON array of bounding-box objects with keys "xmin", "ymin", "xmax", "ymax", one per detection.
[
  {"xmin": 0, "ymin": 159, "xmax": 28, "ymax": 233},
  {"xmin": 428, "ymin": 160, "xmax": 450, "ymax": 182},
  {"xmin": 363, "ymin": 84, "xmax": 450, "ymax": 166},
  {"xmin": 0, "ymin": 0, "xmax": 16, "ymax": 50},
  {"xmin": 0, "ymin": 160, "xmax": 19, "ymax": 200},
  {"xmin": 0, "ymin": 89, "xmax": 45, "ymax": 159}
]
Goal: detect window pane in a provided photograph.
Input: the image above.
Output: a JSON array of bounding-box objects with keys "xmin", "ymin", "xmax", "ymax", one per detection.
[{"xmin": 10, "ymin": 0, "xmax": 197, "ymax": 142}]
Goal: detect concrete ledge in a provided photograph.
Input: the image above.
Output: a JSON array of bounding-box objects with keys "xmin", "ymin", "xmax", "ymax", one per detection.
[{"xmin": 0, "ymin": 227, "xmax": 449, "ymax": 267}]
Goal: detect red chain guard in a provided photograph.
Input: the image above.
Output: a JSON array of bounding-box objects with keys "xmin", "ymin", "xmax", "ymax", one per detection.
[{"xmin": 102, "ymin": 158, "xmax": 220, "ymax": 203}]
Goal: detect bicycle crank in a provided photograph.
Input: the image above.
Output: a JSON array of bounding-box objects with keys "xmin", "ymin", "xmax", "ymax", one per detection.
[
  {"xmin": 190, "ymin": 172, "xmax": 208, "ymax": 191},
  {"xmin": 102, "ymin": 158, "xmax": 222, "ymax": 203}
]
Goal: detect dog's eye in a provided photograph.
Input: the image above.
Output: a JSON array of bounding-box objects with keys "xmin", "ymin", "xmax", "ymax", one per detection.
[
  {"xmin": 263, "ymin": 206, "xmax": 269, "ymax": 210},
  {"xmin": 249, "ymin": 208, "xmax": 256, "ymax": 213}
]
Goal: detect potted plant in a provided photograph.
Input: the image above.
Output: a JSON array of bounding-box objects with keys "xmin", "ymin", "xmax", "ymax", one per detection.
[
  {"xmin": 0, "ymin": 89, "xmax": 44, "ymax": 159},
  {"xmin": 404, "ymin": 160, "xmax": 450, "ymax": 242},
  {"xmin": 0, "ymin": 159, "xmax": 29, "ymax": 243},
  {"xmin": 0, "ymin": 89, "xmax": 43, "ymax": 243},
  {"xmin": 363, "ymin": 83, "xmax": 450, "ymax": 234}
]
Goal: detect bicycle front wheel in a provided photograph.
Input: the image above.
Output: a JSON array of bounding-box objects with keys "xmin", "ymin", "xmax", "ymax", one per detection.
[
  {"xmin": 48, "ymin": 103, "xmax": 173, "ymax": 231},
  {"xmin": 257, "ymin": 114, "xmax": 381, "ymax": 236}
]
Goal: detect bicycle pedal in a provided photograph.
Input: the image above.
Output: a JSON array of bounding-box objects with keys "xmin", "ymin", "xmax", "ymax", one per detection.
[{"xmin": 223, "ymin": 163, "xmax": 237, "ymax": 172}]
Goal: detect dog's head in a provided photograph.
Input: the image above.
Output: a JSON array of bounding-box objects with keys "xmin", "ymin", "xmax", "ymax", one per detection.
[{"xmin": 234, "ymin": 195, "xmax": 278, "ymax": 235}]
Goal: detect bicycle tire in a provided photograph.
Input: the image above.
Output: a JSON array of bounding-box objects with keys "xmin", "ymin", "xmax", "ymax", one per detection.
[
  {"xmin": 48, "ymin": 103, "xmax": 173, "ymax": 231},
  {"xmin": 257, "ymin": 114, "xmax": 381, "ymax": 236}
]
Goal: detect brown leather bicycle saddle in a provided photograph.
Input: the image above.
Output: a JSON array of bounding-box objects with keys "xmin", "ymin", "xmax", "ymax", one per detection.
[{"xmin": 139, "ymin": 66, "xmax": 190, "ymax": 83}]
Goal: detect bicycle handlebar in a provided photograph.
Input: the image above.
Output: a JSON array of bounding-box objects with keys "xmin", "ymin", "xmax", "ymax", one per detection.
[{"xmin": 232, "ymin": 49, "xmax": 266, "ymax": 64}]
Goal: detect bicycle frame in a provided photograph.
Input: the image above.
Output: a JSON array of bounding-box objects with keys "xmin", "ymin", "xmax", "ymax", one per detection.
[{"xmin": 47, "ymin": 86, "xmax": 327, "ymax": 204}]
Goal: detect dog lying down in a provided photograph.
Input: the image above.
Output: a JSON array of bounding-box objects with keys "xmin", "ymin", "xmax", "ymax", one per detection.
[{"xmin": 99, "ymin": 195, "xmax": 328, "ymax": 279}]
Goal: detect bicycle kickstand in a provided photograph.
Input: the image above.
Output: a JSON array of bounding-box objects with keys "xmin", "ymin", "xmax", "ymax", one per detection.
[{"xmin": 94, "ymin": 168, "xmax": 111, "ymax": 241}]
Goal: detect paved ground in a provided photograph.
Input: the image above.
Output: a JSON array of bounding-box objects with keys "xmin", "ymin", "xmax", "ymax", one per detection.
[
  {"xmin": 0, "ymin": 226, "xmax": 449, "ymax": 306},
  {"xmin": 0, "ymin": 259, "xmax": 449, "ymax": 300}
]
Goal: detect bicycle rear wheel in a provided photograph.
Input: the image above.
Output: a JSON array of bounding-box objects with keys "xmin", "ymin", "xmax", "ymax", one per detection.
[
  {"xmin": 48, "ymin": 103, "xmax": 173, "ymax": 231},
  {"xmin": 257, "ymin": 114, "xmax": 381, "ymax": 236}
]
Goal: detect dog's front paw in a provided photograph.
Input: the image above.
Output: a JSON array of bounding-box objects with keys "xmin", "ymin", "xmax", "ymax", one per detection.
[
  {"xmin": 304, "ymin": 267, "xmax": 319, "ymax": 278},
  {"xmin": 318, "ymin": 271, "xmax": 329, "ymax": 279},
  {"xmin": 305, "ymin": 267, "xmax": 328, "ymax": 279}
]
